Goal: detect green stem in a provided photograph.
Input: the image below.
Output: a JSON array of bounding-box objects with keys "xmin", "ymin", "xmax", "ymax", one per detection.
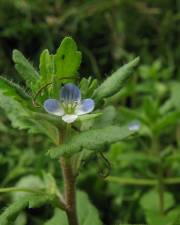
[
  {"xmin": 158, "ymin": 160, "xmax": 164, "ymax": 215},
  {"xmin": 0, "ymin": 187, "xmax": 43, "ymax": 194},
  {"xmin": 165, "ymin": 177, "xmax": 180, "ymax": 184},
  {"xmin": 106, "ymin": 177, "xmax": 180, "ymax": 185},
  {"xmin": 152, "ymin": 136, "xmax": 164, "ymax": 215}
]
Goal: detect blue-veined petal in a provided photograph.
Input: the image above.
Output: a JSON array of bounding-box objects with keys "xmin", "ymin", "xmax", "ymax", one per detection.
[
  {"xmin": 62, "ymin": 114, "xmax": 78, "ymax": 123},
  {"xmin": 60, "ymin": 83, "xmax": 81, "ymax": 104},
  {"xmin": 75, "ymin": 98, "xmax": 95, "ymax": 115},
  {"xmin": 43, "ymin": 99, "xmax": 64, "ymax": 116}
]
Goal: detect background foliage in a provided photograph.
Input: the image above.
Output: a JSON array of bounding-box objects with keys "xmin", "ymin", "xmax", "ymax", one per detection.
[{"xmin": 0, "ymin": 0, "xmax": 179, "ymax": 225}]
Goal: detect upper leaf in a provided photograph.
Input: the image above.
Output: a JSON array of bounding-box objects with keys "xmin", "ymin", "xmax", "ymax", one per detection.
[
  {"xmin": 54, "ymin": 37, "xmax": 82, "ymax": 80},
  {"xmin": 48, "ymin": 125, "xmax": 138, "ymax": 158},
  {"xmin": 0, "ymin": 76, "xmax": 30, "ymax": 100},
  {"xmin": 39, "ymin": 49, "xmax": 55, "ymax": 82},
  {"xmin": 93, "ymin": 57, "xmax": 140, "ymax": 102},
  {"xmin": 33, "ymin": 37, "xmax": 82, "ymax": 102},
  {"xmin": 12, "ymin": 50, "xmax": 39, "ymax": 89}
]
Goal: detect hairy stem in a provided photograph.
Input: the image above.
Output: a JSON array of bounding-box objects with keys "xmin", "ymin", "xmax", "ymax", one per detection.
[
  {"xmin": 60, "ymin": 157, "xmax": 78, "ymax": 225},
  {"xmin": 59, "ymin": 123, "xmax": 79, "ymax": 225}
]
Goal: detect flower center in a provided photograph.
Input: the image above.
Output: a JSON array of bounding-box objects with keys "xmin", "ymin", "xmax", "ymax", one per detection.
[{"xmin": 61, "ymin": 100, "xmax": 79, "ymax": 114}]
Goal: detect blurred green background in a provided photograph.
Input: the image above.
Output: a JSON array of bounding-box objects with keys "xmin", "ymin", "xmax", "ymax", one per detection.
[{"xmin": 0, "ymin": 0, "xmax": 180, "ymax": 225}]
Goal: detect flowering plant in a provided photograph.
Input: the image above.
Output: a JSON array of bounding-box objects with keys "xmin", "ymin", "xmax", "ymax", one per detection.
[{"xmin": 0, "ymin": 37, "xmax": 139, "ymax": 225}]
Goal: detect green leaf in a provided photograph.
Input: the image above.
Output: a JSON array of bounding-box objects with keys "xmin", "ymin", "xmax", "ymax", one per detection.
[
  {"xmin": 43, "ymin": 173, "xmax": 58, "ymax": 196},
  {"xmin": 0, "ymin": 194, "xmax": 50, "ymax": 225},
  {"xmin": 0, "ymin": 93, "xmax": 30, "ymax": 129},
  {"xmin": 48, "ymin": 125, "xmax": 137, "ymax": 158},
  {"xmin": 0, "ymin": 77, "xmax": 59, "ymax": 144},
  {"xmin": 0, "ymin": 175, "xmax": 60, "ymax": 225},
  {"xmin": 170, "ymin": 82, "xmax": 180, "ymax": 110},
  {"xmin": 44, "ymin": 191, "xmax": 102, "ymax": 225},
  {"xmin": 35, "ymin": 49, "xmax": 56, "ymax": 98},
  {"xmin": 0, "ymin": 76, "xmax": 30, "ymax": 100},
  {"xmin": 140, "ymin": 189, "xmax": 175, "ymax": 212},
  {"xmin": 14, "ymin": 213, "xmax": 27, "ymax": 225},
  {"xmin": 54, "ymin": 37, "xmax": 82, "ymax": 80},
  {"xmin": 76, "ymin": 191, "xmax": 102, "ymax": 225},
  {"xmin": 33, "ymin": 37, "xmax": 82, "ymax": 102},
  {"xmin": 0, "ymin": 198, "xmax": 28, "ymax": 225},
  {"xmin": 93, "ymin": 106, "xmax": 117, "ymax": 128},
  {"xmin": 154, "ymin": 111, "xmax": 180, "ymax": 134},
  {"xmin": 0, "ymin": 77, "xmax": 31, "ymax": 129},
  {"xmin": 77, "ymin": 112, "xmax": 102, "ymax": 122},
  {"xmin": 39, "ymin": 49, "xmax": 55, "ymax": 82},
  {"xmin": 44, "ymin": 208, "xmax": 67, "ymax": 225},
  {"xmin": 27, "ymin": 118, "xmax": 59, "ymax": 145},
  {"xmin": 145, "ymin": 208, "xmax": 180, "ymax": 225},
  {"xmin": 80, "ymin": 77, "xmax": 98, "ymax": 98},
  {"xmin": 0, "ymin": 92, "xmax": 59, "ymax": 144},
  {"xmin": 93, "ymin": 57, "xmax": 139, "ymax": 102},
  {"xmin": 28, "ymin": 195, "xmax": 51, "ymax": 208},
  {"xmin": 12, "ymin": 50, "xmax": 39, "ymax": 88},
  {"xmin": 12, "ymin": 175, "xmax": 45, "ymax": 201}
]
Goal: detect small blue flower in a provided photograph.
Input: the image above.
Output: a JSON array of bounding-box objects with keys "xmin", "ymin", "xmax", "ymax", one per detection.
[
  {"xmin": 128, "ymin": 121, "xmax": 140, "ymax": 131},
  {"xmin": 43, "ymin": 83, "xmax": 95, "ymax": 123}
]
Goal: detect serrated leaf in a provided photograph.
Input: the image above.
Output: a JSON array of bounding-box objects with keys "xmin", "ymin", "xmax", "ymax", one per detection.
[
  {"xmin": 12, "ymin": 50, "xmax": 39, "ymax": 88},
  {"xmin": 44, "ymin": 191, "xmax": 102, "ymax": 225},
  {"xmin": 48, "ymin": 125, "xmax": 137, "ymax": 158},
  {"xmin": 54, "ymin": 37, "xmax": 82, "ymax": 80},
  {"xmin": 33, "ymin": 37, "xmax": 82, "ymax": 103},
  {"xmin": 93, "ymin": 57, "xmax": 139, "ymax": 102}
]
